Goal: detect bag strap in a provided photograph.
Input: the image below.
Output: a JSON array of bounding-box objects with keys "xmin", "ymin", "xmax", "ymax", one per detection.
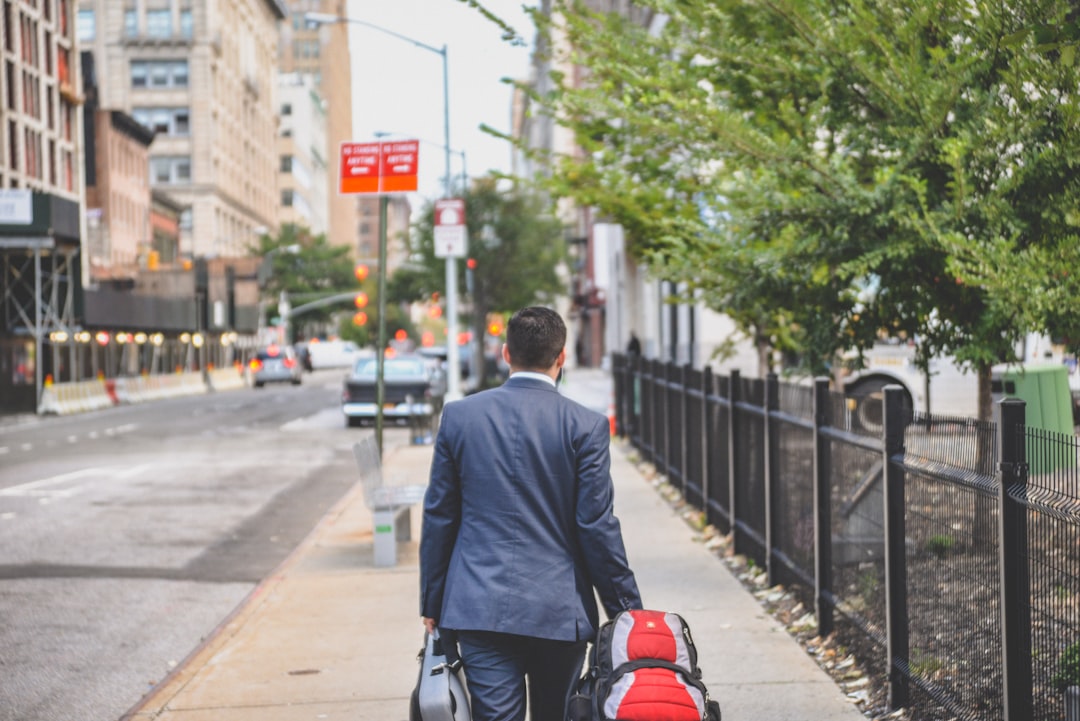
[
  {"xmin": 598, "ymin": 658, "xmax": 709, "ymax": 696},
  {"xmin": 433, "ymin": 628, "xmax": 464, "ymax": 673}
]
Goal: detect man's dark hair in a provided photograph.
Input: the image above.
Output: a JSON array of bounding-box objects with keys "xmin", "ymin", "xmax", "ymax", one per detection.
[{"xmin": 506, "ymin": 306, "xmax": 566, "ymax": 370}]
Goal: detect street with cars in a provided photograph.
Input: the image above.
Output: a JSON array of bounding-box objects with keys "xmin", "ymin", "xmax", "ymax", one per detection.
[{"xmin": 0, "ymin": 369, "xmax": 412, "ymax": 721}]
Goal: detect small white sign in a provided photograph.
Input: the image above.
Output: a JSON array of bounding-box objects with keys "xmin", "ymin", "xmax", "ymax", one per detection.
[
  {"xmin": 434, "ymin": 198, "xmax": 467, "ymax": 258},
  {"xmin": 0, "ymin": 190, "xmax": 32, "ymax": 225},
  {"xmin": 434, "ymin": 226, "xmax": 468, "ymax": 258}
]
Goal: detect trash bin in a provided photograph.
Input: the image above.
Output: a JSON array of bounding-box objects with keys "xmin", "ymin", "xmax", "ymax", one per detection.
[{"xmin": 991, "ymin": 363, "xmax": 1076, "ymax": 472}]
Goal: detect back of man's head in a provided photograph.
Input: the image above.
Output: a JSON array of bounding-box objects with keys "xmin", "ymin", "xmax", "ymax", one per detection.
[{"xmin": 506, "ymin": 306, "xmax": 566, "ymax": 370}]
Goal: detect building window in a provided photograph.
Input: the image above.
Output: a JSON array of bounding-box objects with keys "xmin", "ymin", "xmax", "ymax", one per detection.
[
  {"xmin": 131, "ymin": 60, "xmax": 188, "ymax": 88},
  {"xmin": 281, "ymin": 189, "xmax": 294, "ymax": 206},
  {"xmin": 77, "ymin": 10, "xmax": 94, "ymax": 41},
  {"xmin": 280, "ymin": 155, "xmax": 292, "ymax": 172},
  {"xmin": 281, "ymin": 103, "xmax": 291, "ymax": 116},
  {"xmin": 150, "ymin": 156, "xmax": 191, "ymax": 184},
  {"xmin": 133, "ymin": 107, "xmax": 191, "ymax": 136},
  {"xmin": 179, "ymin": 208, "xmax": 193, "ymax": 230},
  {"xmin": 179, "ymin": 10, "xmax": 193, "ymax": 38},
  {"xmin": 145, "ymin": 10, "xmax": 171, "ymax": 38},
  {"xmin": 124, "ymin": 10, "xmax": 137, "ymax": 37}
]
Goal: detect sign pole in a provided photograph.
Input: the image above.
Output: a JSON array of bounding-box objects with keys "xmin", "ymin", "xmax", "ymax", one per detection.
[
  {"xmin": 339, "ymin": 138, "xmax": 418, "ymax": 461},
  {"xmin": 440, "ymin": 47, "xmax": 462, "ymax": 401},
  {"xmin": 376, "ymin": 193, "xmax": 389, "ymax": 460}
]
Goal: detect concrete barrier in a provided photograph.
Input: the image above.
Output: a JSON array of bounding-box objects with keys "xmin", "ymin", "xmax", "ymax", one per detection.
[
  {"xmin": 207, "ymin": 367, "xmax": 249, "ymax": 392},
  {"xmin": 38, "ymin": 379, "xmax": 115, "ymax": 415}
]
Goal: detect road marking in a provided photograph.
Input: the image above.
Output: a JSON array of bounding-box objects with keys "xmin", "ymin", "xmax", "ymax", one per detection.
[
  {"xmin": 0, "ymin": 425, "xmax": 138, "ymax": 454},
  {"xmin": 0, "ymin": 464, "xmax": 152, "ymax": 498}
]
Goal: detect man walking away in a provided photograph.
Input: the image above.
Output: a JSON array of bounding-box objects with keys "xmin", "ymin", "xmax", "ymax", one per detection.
[{"xmin": 420, "ymin": 306, "xmax": 642, "ymax": 721}]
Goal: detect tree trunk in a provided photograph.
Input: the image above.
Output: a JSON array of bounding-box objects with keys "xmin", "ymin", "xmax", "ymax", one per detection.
[
  {"xmin": 756, "ymin": 330, "xmax": 772, "ymax": 377},
  {"xmin": 973, "ymin": 360, "xmax": 996, "ymax": 544}
]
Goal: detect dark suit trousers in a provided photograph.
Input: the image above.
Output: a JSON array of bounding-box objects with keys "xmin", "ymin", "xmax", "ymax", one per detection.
[{"xmin": 456, "ymin": 630, "xmax": 587, "ymax": 721}]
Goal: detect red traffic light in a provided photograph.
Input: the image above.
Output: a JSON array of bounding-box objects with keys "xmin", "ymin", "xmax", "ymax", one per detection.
[
  {"xmin": 354, "ymin": 292, "xmax": 369, "ymax": 308},
  {"xmin": 467, "ymin": 257, "xmax": 477, "ymax": 270},
  {"xmin": 354, "ymin": 264, "xmax": 369, "ymax": 282}
]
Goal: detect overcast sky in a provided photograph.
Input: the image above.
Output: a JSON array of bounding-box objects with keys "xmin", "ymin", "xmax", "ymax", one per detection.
[{"xmin": 346, "ymin": 0, "xmax": 537, "ymax": 203}]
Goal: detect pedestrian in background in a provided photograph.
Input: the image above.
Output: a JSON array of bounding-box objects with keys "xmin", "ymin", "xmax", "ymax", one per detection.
[{"xmin": 420, "ymin": 305, "xmax": 642, "ymax": 721}]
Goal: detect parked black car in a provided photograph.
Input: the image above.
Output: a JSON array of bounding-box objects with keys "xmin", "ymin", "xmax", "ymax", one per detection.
[{"xmin": 341, "ymin": 353, "xmax": 446, "ymax": 429}]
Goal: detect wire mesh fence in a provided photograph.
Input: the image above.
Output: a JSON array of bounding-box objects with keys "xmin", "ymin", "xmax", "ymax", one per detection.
[{"xmin": 610, "ymin": 354, "xmax": 1080, "ymax": 721}]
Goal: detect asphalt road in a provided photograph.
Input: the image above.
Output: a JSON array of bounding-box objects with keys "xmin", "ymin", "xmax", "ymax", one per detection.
[{"xmin": 0, "ymin": 368, "xmax": 410, "ymax": 721}]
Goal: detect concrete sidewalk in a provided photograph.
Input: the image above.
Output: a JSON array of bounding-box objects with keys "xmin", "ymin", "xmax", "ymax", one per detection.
[{"xmin": 123, "ymin": 374, "xmax": 869, "ymax": 721}]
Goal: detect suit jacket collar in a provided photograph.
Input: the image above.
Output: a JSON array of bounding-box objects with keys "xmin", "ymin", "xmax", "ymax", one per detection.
[{"xmin": 505, "ymin": 374, "xmax": 558, "ymax": 392}]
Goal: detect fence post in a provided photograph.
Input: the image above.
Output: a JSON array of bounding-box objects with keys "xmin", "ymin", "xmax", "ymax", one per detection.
[
  {"xmin": 644, "ymin": 359, "xmax": 655, "ymax": 463},
  {"xmin": 812, "ymin": 377, "xmax": 834, "ymax": 636},
  {"xmin": 764, "ymin": 373, "xmax": 779, "ymax": 585},
  {"xmin": 612, "ymin": 353, "xmax": 624, "ymax": 437},
  {"xmin": 728, "ymin": 369, "xmax": 741, "ymax": 554},
  {"xmin": 883, "ymin": 385, "xmax": 909, "ymax": 709},
  {"xmin": 680, "ymin": 363, "xmax": 691, "ymax": 497},
  {"xmin": 663, "ymin": 361, "xmax": 674, "ymax": 482},
  {"xmin": 702, "ymin": 366, "xmax": 713, "ymax": 521},
  {"xmin": 630, "ymin": 352, "xmax": 640, "ymax": 442},
  {"xmin": 998, "ymin": 398, "xmax": 1032, "ymax": 721}
]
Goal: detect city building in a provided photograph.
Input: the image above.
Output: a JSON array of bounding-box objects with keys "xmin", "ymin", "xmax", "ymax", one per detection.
[
  {"xmin": 82, "ymin": 51, "xmax": 156, "ymax": 282},
  {"xmin": 277, "ymin": 72, "xmax": 328, "ymax": 235},
  {"xmin": 0, "ymin": 0, "xmax": 85, "ymax": 413},
  {"xmin": 278, "ymin": 0, "xmax": 354, "ymax": 253},
  {"xmin": 78, "ymin": 0, "xmax": 283, "ymax": 259}
]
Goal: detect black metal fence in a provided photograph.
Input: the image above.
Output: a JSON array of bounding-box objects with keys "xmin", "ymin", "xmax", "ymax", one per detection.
[{"xmin": 612, "ymin": 353, "xmax": 1080, "ymax": 721}]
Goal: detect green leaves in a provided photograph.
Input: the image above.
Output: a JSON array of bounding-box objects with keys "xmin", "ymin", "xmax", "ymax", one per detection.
[{"xmin": 467, "ymin": 0, "xmax": 1080, "ymax": 407}]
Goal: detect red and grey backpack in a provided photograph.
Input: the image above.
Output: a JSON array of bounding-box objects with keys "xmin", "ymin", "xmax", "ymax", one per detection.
[{"xmin": 567, "ymin": 609, "xmax": 722, "ymax": 721}]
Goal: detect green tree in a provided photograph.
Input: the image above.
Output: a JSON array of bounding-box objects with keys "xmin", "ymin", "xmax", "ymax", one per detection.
[
  {"xmin": 253, "ymin": 225, "xmax": 364, "ymax": 342},
  {"xmin": 471, "ymin": 0, "xmax": 1080, "ymax": 420},
  {"xmin": 388, "ymin": 178, "xmax": 566, "ymax": 389}
]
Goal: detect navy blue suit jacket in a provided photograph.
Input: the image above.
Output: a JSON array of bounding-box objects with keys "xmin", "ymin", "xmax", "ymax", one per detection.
[{"xmin": 419, "ymin": 374, "xmax": 641, "ymax": 642}]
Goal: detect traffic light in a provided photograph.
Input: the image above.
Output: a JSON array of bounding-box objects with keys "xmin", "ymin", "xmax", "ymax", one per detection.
[
  {"xmin": 354, "ymin": 264, "xmax": 369, "ymax": 282},
  {"xmin": 354, "ymin": 292, "xmax": 369, "ymax": 308},
  {"xmin": 352, "ymin": 311, "xmax": 368, "ymax": 326},
  {"xmin": 487, "ymin": 313, "xmax": 504, "ymax": 337},
  {"xmin": 395, "ymin": 329, "xmax": 408, "ymax": 342},
  {"xmin": 467, "ymin": 257, "xmax": 477, "ymax": 270}
]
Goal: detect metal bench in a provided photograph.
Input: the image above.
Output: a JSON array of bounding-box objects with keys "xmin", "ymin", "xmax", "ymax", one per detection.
[{"xmin": 352, "ymin": 436, "xmax": 428, "ymax": 567}]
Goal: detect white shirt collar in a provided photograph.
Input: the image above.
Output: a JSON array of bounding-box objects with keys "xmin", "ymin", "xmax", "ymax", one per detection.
[{"xmin": 511, "ymin": 370, "xmax": 556, "ymax": 387}]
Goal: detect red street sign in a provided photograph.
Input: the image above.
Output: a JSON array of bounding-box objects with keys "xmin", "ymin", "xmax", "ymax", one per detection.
[
  {"xmin": 340, "ymin": 142, "xmax": 380, "ymax": 194},
  {"xmin": 379, "ymin": 140, "xmax": 419, "ymax": 192},
  {"xmin": 340, "ymin": 140, "xmax": 419, "ymax": 194}
]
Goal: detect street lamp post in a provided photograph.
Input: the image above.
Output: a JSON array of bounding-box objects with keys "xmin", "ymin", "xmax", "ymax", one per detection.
[{"xmin": 307, "ymin": 12, "xmax": 463, "ymax": 401}]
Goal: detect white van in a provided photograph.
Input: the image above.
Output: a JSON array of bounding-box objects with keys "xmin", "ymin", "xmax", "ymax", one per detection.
[{"xmin": 307, "ymin": 340, "xmax": 363, "ymax": 369}]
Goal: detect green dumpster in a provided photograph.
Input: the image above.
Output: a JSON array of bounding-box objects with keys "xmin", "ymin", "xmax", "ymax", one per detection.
[{"xmin": 991, "ymin": 363, "xmax": 1076, "ymax": 472}]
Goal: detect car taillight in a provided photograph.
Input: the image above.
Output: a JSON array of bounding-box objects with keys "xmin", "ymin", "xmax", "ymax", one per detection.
[
  {"xmin": 249, "ymin": 359, "xmax": 262, "ymax": 371},
  {"xmin": 283, "ymin": 358, "xmax": 295, "ymax": 368}
]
